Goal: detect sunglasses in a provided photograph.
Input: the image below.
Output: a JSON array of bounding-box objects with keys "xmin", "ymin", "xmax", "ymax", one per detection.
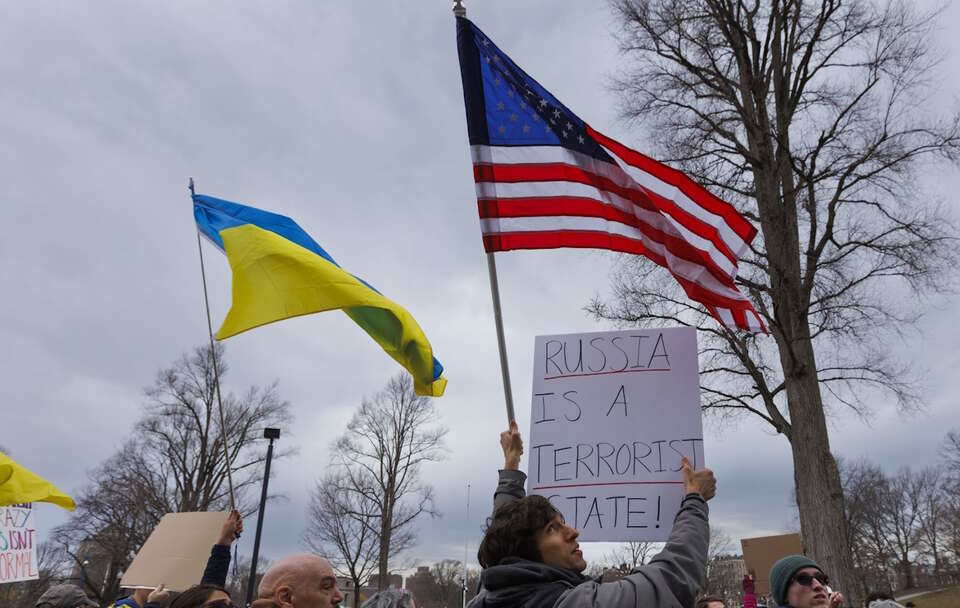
[
  {"xmin": 202, "ymin": 601, "xmax": 234, "ymax": 608},
  {"xmin": 792, "ymin": 572, "xmax": 829, "ymax": 587}
]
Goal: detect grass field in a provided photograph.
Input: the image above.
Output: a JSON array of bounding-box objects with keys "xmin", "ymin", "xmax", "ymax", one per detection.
[{"xmin": 904, "ymin": 587, "xmax": 960, "ymax": 608}]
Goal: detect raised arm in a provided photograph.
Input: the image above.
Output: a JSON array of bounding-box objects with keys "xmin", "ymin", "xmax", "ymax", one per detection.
[
  {"xmin": 557, "ymin": 458, "xmax": 715, "ymax": 608},
  {"xmin": 492, "ymin": 420, "xmax": 526, "ymax": 513},
  {"xmin": 201, "ymin": 508, "xmax": 243, "ymax": 587}
]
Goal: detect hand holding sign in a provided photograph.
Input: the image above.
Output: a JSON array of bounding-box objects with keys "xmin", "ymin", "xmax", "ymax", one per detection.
[
  {"xmin": 681, "ymin": 457, "xmax": 716, "ymax": 501},
  {"xmin": 500, "ymin": 421, "xmax": 524, "ymax": 471},
  {"xmin": 217, "ymin": 509, "xmax": 243, "ymax": 545},
  {"xmin": 147, "ymin": 584, "xmax": 169, "ymax": 605}
]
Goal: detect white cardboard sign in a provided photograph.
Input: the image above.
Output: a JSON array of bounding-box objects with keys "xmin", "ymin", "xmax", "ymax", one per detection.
[
  {"xmin": 0, "ymin": 503, "xmax": 39, "ymax": 584},
  {"xmin": 526, "ymin": 327, "xmax": 703, "ymax": 541}
]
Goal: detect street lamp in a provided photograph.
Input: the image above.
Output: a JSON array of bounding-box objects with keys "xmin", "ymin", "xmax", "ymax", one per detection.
[{"xmin": 245, "ymin": 427, "xmax": 280, "ymax": 608}]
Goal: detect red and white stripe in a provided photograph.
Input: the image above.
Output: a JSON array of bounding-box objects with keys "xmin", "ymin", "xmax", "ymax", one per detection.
[{"xmin": 471, "ymin": 126, "xmax": 766, "ymax": 332}]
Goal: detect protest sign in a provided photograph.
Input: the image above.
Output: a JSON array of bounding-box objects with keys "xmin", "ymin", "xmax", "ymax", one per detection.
[
  {"xmin": 741, "ymin": 533, "xmax": 804, "ymax": 595},
  {"xmin": 120, "ymin": 511, "xmax": 227, "ymax": 592},
  {"xmin": 526, "ymin": 327, "xmax": 702, "ymax": 542},
  {"xmin": 0, "ymin": 503, "xmax": 38, "ymax": 584}
]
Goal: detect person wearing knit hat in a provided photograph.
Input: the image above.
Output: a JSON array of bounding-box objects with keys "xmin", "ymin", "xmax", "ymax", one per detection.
[{"xmin": 769, "ymin": 555, "xmax": 843, "ymax": 608}]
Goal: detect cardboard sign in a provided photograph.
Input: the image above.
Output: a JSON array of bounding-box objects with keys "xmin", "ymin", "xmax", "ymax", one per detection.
[
  {"xmin": 120, "ymin": 512, "xmax": 227, "ymax": 592},
  {"xmin": 526, "ymin": 328, "xmax": 703, "ymax": 541},
  {"xmin": 741, "ymin": 533, "xmax": 804, "ymax": 595},
  {"xmin": 0, "ymin": 503, "xmax": 39, "ymax": 584}
]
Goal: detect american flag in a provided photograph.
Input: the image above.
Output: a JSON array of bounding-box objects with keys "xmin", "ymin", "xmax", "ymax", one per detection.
[{"xmin": 455, "ymin": 17, "xmax": 766, "ymax": 333}]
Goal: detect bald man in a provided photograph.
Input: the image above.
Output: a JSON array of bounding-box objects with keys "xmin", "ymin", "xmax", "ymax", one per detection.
[{"xmin": 251, "ymin": 553, "xmax": 344, "ymax": 608}]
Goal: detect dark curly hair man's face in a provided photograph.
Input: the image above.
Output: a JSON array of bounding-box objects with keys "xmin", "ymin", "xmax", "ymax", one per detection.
[{"xmin": 536, "ymin": 514, "xmax": 587, "ymax": 572}]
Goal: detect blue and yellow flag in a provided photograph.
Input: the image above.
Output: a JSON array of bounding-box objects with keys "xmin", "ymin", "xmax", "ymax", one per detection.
[{"xmin": 193, "ymin": 194, "xmax": 446, "ymax": 397}]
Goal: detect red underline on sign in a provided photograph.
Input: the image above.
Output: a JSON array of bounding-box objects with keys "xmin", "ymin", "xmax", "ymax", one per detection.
[
  {"xmin": 543, "ymin": 368, "xmax": 671, "ymax": 380},
  {"xmin": 532, "ymin": 481, "xmax": 685, "ymax": 490}
]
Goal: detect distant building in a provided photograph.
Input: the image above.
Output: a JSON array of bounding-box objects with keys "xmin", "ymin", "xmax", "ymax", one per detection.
[
  {"xmin": 337, "ymin": 576, "xmax": 366, "ymax": 608},
  {"xmin": 404, "ymin": 566, "xmax": 436, "ymax": 602},
  {"xmin": 368, "ymin": 573, "xmax": 403, "ymax": 589},
  {"xmin": 362, "ymin": 572, "xmax": 404, "ymax": 599},
  {"xmin": 703, "ymin": 557, "xmax": 748, "ymax": 607}
]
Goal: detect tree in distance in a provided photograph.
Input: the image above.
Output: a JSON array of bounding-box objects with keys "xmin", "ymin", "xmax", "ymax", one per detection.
[
  {"xmin": 139, "ymin": 343, "xmax": 293, "ymax": 514},
  {"xmin": 54, "ymin": 344, "xmax": 291, "ymax": 603},
  {"xmin": 329, "ymin": 373, "xmax": 448, "ymax": 591},
  {"xmin": 303, "ymin": 470, "xmax": 380, "ymax": 608}
]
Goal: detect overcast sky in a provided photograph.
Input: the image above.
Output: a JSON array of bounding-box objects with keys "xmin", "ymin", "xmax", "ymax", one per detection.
[{"xmin": 2, "ymin": 0, "xmax": 959, "ymax": 575}]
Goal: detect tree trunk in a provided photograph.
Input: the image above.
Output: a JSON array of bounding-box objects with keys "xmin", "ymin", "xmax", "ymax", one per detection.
[
  {"xmin": 352, "ymin": 575, "xmax": 361, "ymax": 608},
  {"xmin": 783, "ymin": 337, "xmax": 861, "ymax": 608},
  {"xmin": 378, "ymin": 511, "xmax": 392, "ymax": 590},
  {"xmin": 899, "ymin": 556, "xmax": 914, "ymax": 589},
  {"xmin": 750, "ymin": 111, "xmax": 864, "ymax": 606}
]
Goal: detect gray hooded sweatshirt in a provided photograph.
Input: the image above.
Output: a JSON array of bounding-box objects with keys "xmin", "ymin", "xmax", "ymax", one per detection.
[{"xmin": 469, "ymin": 469, "xmax": 709, "ymax": 608}]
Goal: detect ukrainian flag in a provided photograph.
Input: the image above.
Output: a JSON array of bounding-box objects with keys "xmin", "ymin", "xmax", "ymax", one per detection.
[
  {"xmin": 0, "ymin": 452, "xmax": 75, "ymax": 510},
  {"xmin": 193, "ymin": 194, "xmax": 446, "ymax": 397}
]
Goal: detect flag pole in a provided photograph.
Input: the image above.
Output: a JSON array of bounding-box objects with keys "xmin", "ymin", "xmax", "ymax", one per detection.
[
  {"xmin": 486, "ymin": 253, "xmax": 516, "ymax": 424},
  {"xmin": 190, "ymin": 177, "xmax": 238, "ymax": 510},
  {"xmin": 453, "ymin": 0, "xmax": 515, "ymax": 424},
  {"xmin": 462, "ymin": 482, "xmax": 471, "ymax": 608}
]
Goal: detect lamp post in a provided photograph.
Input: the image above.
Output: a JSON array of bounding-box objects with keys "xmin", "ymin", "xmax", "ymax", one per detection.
[
  {"xmin": 79, "ymin": 557, "xmax": 89, "ymax": 592},
  {"xmin": 245, "ymin": 427, "xmax": 280, "ymax": 608}
]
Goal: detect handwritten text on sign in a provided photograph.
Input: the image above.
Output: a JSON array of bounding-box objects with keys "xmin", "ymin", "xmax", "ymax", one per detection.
[
  {"xmin": 526, "ymin": 328, "xmax": 702, "ymax": 542},
  {"xmin": 0, "ymin": 503, "xmax": 39, "ymax": 584}
]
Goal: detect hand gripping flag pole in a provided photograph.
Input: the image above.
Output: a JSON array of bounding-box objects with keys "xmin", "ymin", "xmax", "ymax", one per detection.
[
  {"xmin": 190, "ymin": 177, "xmax": 238, "ymax": 511},
  {"xmin": 454, "ymin": 0, "xmax": 517, "ymax": 426}
]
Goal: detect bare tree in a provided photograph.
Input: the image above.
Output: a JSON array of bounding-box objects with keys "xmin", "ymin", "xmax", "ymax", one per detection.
[
  {"xmin": 430, "ymin": 559, "xmax": 464, "ymax": 608},
  {"xmin": 53, "ymin": 443, "xmax": 160, "ymax": 603},
  {"xmin": 53, "ymin": 344, "xmax": 291, "ymax": 603},
  {"xmin": 226, "ymin": 552, "xmax": 272, "ymax": 606},
  {"xmin": 885, "ymin": 468, "xmax": 922, "ymax": 589},
  {"xmin": 139, "ymin": 343, "xmax": 293, "ymax": 514},
  {"xmin": 335, "ymin": 373, "xmax": 448, "ymax": 589},
  {"xmin": 604, "ymin": 541, "xmax": 662, "ymax": 570},
  {"xmin": 593, "ymin": 2, "xmax": 960, "ymax": 604},
  {"xmin": 942, "ymin": 431, "xmax": 960, "ymax": 570},
  {"xmin": 708, "ymin": 527, "xmax": 735, "ymax": 561},
  {"xmin": 915, "ymin": 466, "xmax": 948, "ymax": 583},
  {"xmin": 840, "ymin": 457, "xmax": 892, "ymax": 594},
  {"xmin": 943, "ymin": 430, "xmax": 960, "ymax": 482},
  {"xmin": 303, "ymin": 472, "xmax": 380, "ymax": 608}
]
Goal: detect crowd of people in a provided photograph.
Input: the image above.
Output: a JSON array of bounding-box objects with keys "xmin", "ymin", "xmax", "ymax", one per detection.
[{"xmin": 31, "ymin": 424, "xmax": 920, "ymax": 608}]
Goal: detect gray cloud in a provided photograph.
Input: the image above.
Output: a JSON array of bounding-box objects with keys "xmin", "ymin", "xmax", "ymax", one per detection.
[{"xmin": 3, "ymin": 0, "xmax": 959, "ymax": 574}]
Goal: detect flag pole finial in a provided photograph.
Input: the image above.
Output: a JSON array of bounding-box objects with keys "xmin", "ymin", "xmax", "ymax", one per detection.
[
  {"xmin": 453, "ymin": 0, "xmax": 465, "ymax": 17},
  {"xmin": 189, "ymin": 177, "xmax": 195, "ymax": 197}
]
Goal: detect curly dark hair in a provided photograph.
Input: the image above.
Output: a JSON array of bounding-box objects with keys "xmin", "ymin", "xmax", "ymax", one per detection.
[
  {"xmin": 169, "ymin": 584, "xmax": 229, "ymax": 608},
  {"xmin": 477, "ymin": 495, "xmax": 561, "ymax": 568}
]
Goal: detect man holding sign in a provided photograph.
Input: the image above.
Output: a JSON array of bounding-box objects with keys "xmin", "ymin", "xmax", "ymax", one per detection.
[{"xmin": 471, "ymin": 422, "xmax": 715, "ymax": 608}]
